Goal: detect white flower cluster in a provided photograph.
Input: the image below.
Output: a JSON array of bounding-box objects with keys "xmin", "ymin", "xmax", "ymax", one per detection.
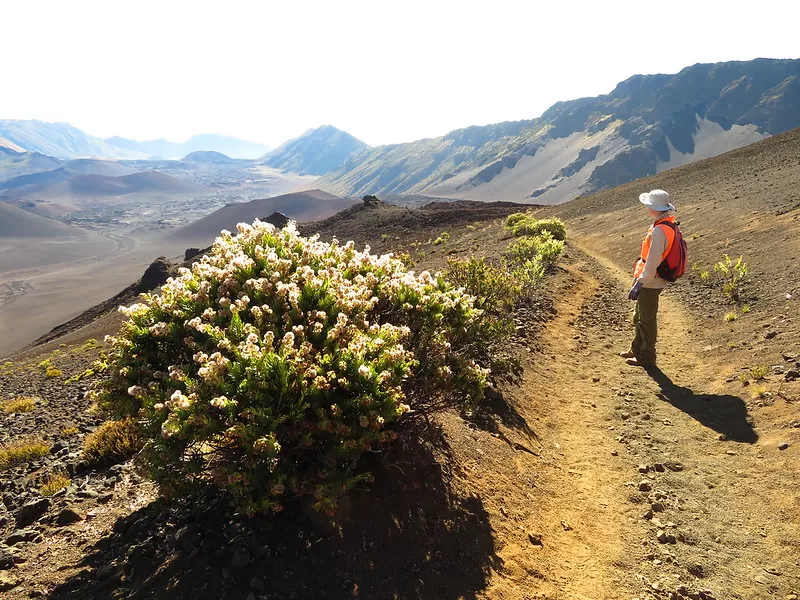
[{"xmin": 100, "ymin": 218, "xmax": 488, "ymax": 512}]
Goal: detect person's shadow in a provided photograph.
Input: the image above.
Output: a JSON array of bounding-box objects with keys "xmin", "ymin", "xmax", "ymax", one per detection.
[{"xmin": 645, "ymin": 366, "xmax": 759, "ymax": 443}]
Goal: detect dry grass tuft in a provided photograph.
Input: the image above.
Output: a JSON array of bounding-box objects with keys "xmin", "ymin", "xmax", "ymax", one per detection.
[
  {"xmin": 0, "ymin": 439, "xmax": 49, "ymax": 470},
  {"xmin": 82, "ymin": 418, "xmax": 141, "ymax": 467},
  {"xmin": 40, "ymin": 471, "xmax": 71, "ymax": 496},
  {"xmin": 0, "ymin": 396, "xmax": 37, "ymax": 414}
]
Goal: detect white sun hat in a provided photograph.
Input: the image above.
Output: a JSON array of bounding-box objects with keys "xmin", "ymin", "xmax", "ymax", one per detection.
[{"xmin": 639, "ymin": 189, "xmax": 676, "ymax": 211}]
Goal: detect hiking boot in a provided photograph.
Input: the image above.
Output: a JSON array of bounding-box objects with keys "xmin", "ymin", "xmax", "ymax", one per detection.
[
  {"xmin": 626, "ymin": 357, "xmax": 655, "ymax": 367},
  {"xmin": 619, "ymin": 351, "xmax": 636, "ymax": 359}
]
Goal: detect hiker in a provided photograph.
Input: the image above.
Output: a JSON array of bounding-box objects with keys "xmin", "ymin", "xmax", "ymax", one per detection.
[{"xmin": 621, "ymin": 189, "xmax": 680, "ymax": 367}]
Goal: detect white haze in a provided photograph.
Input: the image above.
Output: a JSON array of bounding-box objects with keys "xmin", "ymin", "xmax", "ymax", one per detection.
[{"xmin": 3, "ymin": 0, "xmax": 799, "ymax": 147}]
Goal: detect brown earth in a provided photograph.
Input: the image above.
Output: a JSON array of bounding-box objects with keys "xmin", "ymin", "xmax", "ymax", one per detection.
[{"xmin": 1, "ymin": 131, "xmax": 799, "ymax": 599}]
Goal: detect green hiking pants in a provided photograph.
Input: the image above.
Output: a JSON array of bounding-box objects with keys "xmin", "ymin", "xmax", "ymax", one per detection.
[{"xmin": 630, "ymin": 287, "xmax": 663, "ymax": 364}]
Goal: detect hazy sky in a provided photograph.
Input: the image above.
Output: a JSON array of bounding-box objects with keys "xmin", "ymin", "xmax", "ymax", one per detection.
[{"xmin": 4, "ymin": 0, "xmax": 799, "ymax": 148}]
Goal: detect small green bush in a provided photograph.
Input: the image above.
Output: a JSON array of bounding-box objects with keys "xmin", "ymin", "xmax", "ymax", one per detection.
[
  {"xmin": 713, "ymin": 254, "xmax": 748, "ymax": 302},
  {"xmin": 507, "ymin": 231, "xmax": 564, "ymax": 268},
  {"xmin": 504, "ymin": 212, "xmax": 530, "ymax": 228},
  {"xmin": 433, "ymin": 231, "xmax": 451, "ymax": 245},
  {"xmin": 507, "ymin": 216, "xmax": 567, "ymax": 241},
  {"xmin": 444, "ymin": 257, "xmax": 517, "ymax": 312},
  {"xmin": 91, "ymin": 221, "xmax": 492, "ymax": 514}
]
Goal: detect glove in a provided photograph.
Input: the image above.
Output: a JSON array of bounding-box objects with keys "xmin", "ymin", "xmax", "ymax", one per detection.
[{"xmin": 628, "ymin": 280, "xmax": 643, "ymax": 301}]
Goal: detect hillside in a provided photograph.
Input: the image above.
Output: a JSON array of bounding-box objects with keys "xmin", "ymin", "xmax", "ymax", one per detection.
[
  {"xmin": 106, "ymin": 134, "xmax": 270, "ymax": 159},
  {"xmin": 166, "ymin": 189, "xmax": 358, "ymax": 246},
  {"xmin": 318, "ymin": 58, "xmax": 800, "ymax": 203},
  {"xmin": 262, "ymin": 125, "xmax": 369, "ymax": 175},
  {"xmin": 0, "ymin": 130, "xmax": 798, "ymax": 599},
  {"xmin": 0, "ymin": 120, "xmax": 145, "ymax": 160},
  {"xmin": 0, "ymin": 203, "xmax": 88, "ymax": 238}
]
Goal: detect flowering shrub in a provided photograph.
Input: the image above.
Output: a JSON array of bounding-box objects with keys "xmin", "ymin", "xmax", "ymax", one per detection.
[{"xmin": 92, "ymin": 221, "xmax": 489, "ymax": 513}]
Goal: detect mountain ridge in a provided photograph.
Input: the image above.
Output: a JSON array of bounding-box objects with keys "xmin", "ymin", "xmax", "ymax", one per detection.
[
  {"xmin": 106, "ymin": 134, "xmax": 271, "ymax": 160},
  {"xmin": 0, "ymin": 120, "xmax": 146, "ymax": 160},
  {"xmin": 317, "ymin": 58, "xmax": 800, "ymax": 203}
]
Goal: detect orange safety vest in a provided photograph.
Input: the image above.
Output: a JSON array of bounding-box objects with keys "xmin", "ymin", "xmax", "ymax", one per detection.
[{"xmin": 633, "ymin": 216, "xmax": 677, "ymax": 279}]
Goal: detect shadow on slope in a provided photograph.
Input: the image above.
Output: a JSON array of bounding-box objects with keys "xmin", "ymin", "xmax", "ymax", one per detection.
[
  {"xmin": 48, "ymin": 424, "xmax": 499, "ymax": 600},
  {"xmin": 646, "ymin": 367, "xmax": 758, "ymax": 443}
]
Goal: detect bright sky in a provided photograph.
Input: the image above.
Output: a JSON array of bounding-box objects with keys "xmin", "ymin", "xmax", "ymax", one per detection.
[{"xmin": 4, "ymin": 0, "xmax": 799, "ymax": 148}]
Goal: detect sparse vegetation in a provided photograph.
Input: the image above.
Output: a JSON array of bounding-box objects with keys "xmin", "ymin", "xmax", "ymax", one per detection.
[
  {"xmin": 91, "ymin": 221, "xmax": 497, "ymax": 513},
  {"xmin": 713, "ymin": 254, "xmax": 749, "ymax": 302},
  {"xmin": 82, "ymin": 338, "xmax": 99, "ymax": 351},
  {"xmin": 725, "ymin": 311, "xmax": 738, "ymax": 322},
  {"xmin": 61, "ymin": 426, "xmax": 79, "ymax": 436},
  {"xmin": 748, "ymin": 365, "xmax": 769, "ymax": 381},
  {"xmin": 0, "ymin": 439, "xmax": 49, "ymax": 470},
  {"xmin": 0, "ymin": 396, "xmax": 37, "ymax": 414},
  {"xmin": 82, "ymin": 418, "xmax": 141, "ymax": 467},
  {"xmin": 40, "ymin": 471, "xmax": 71, "ymax": 496},
  {"xmin": 433, "ymin": 231, "xmax": 451, "ymax": 245},
  {"xmin": 66, "ymin": 367, "xmax": 96, "ymax": 383},
  {"xmin": 45, "ymin": 365, "xmax": 63, "ymax": 378},
  {"xmin": 38, "ymin": 357, "xmax": 63, "ymax": 377}
]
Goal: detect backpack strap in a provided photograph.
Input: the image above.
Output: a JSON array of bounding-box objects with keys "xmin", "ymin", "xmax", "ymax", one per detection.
[{"xmin": 654, "ymin": 219, "xmax": 680, "ymax": 231}]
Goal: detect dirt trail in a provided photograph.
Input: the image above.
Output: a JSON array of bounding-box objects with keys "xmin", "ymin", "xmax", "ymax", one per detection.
[{"xmin": 523, "ymin": 243, "xmax": 799, "ymax": 599}]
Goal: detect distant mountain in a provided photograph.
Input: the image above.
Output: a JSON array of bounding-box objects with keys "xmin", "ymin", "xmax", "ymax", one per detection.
[
  {"xmin": 0, "ymin": 120, "xmax": 145, "ymax": 160},
  {"xmin": 106, "ymin": 134, "xmax": 270, "ymax": 159},
  {"xmin": 167, "ymin": 189, "xmax": 357, "ymax": 246},
  {"xmin": 262, "ymin": 125, "xmax": 369, "ymax": 176},
  {"xmin": 0, "ymin": 202, "xmax": 88, "ymax": 238},
  {"xmin": 181, "ymin": 150, "xmax": 235, "ymax": 164},
  {"xmin": 0, "ymin": 149, "xmax": 62, "ymax": 182},
  {"xmin": 318, "ymin": 58, "xmax": 800, "ymax": 204}
]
